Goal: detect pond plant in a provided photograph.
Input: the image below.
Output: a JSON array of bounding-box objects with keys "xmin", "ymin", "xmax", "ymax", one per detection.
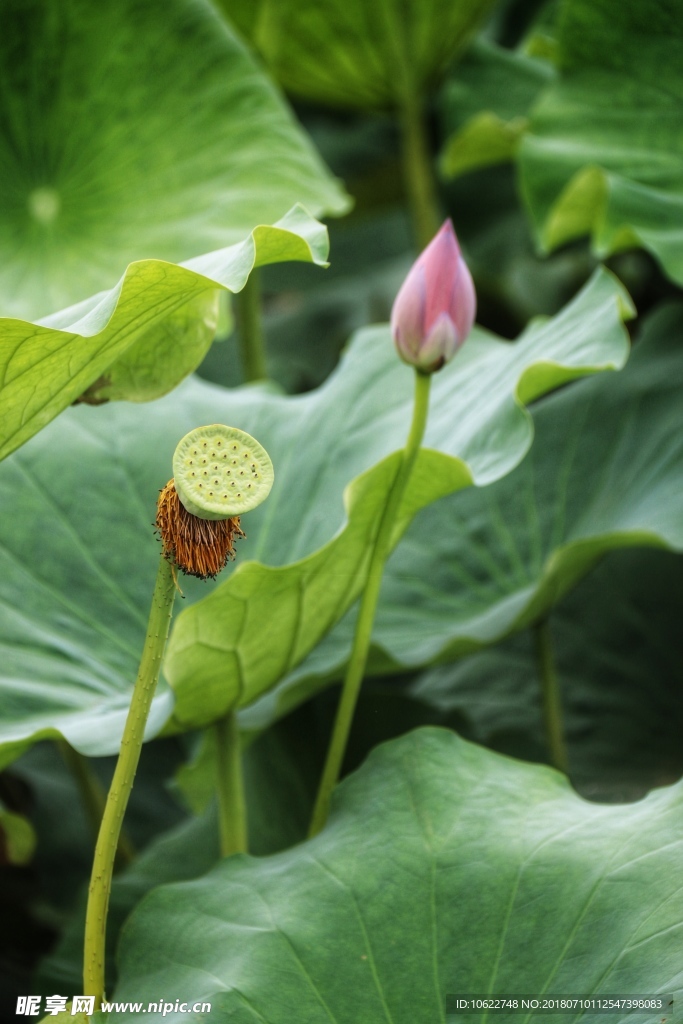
[
  {"xmin": 309, "ymin": 219, "xmax": 476, "ymax": 837},
  {"xmin": 83, "ymin": 424, "xmax": 274, "ymax": 1008},
  {"xmin": 0, "ymin": 0, "xmax": 681, "ymax": 1021}
]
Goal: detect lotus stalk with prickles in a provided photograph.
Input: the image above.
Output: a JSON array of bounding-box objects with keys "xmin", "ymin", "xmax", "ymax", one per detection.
[{"xmin": 83, "ymin": 425, "xmax": 273, "ymax": 1009}]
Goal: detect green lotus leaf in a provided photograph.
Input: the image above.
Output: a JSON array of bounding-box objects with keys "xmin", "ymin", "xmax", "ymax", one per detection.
[
  {"xmin": 0, "ymin": 205, "xmax": 329, "ymax": 463},
  {"xmin": 254, "ymin": 301, "xmax": 683, "ymax": 725},
  {"xmin": 219, "ymin": 0, "xmax": 262, "ymax": 43},
  {"xmin": 518, "ymin": 0, "xmax": 683, "ymax": 284},
  {"xmin": 243, "ymin": 0, "xmax": 497, "ymax": 110},
  {"xmin": 0, "ymin": 268, "xmax": 630, "ymax": 766},
  {"xmin": 0, "ymin": 0, "xmax": 348, "ymax": 321},
  {"xmin": 4, "ymin": 735, "xmax": 189, "ymax": 998},
  {"xmin": 109, "ymin": 729, "xmax": 682, "ymax": 1021},
  {"xmin": 164, "ymin": 268, "xmax": 632, "ymax": 732},
  {"xmin": 36, "ymin": 711, "xmax": 317, "ymax": 997},
  {"xmin": 36, "ymin": 808, "xmax": 219, "ymax": 1001},
  {"xmin": 440, "ymin": 39, "xmax": 554, "ymax": 179},
  {"xmin": 411, "ymin": 547, "xmax": 683, "ymax": 799}
]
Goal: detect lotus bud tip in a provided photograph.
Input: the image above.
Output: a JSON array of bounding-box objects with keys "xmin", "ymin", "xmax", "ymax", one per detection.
[{"xmin": 391, "ymin": 219, "xmax": 476, "ymax": 373}]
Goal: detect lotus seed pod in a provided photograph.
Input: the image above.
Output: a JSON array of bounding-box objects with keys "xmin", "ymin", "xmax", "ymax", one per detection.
[
  {"xmin": 172, "ymin": 424, "xmax": 274, "ymax": 520},
  {"xmin": 156, "ymin": 481, "xmax": 245, "ymax": 579}
]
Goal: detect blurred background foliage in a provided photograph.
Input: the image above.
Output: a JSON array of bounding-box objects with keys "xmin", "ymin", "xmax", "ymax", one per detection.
[
  {"xmin": 1, "ymin": 0, "xmax": 682, "ymax": 1016},
  {"xmin": 202, "ymin": 0, "xmax": 681, "ymax": 395}
]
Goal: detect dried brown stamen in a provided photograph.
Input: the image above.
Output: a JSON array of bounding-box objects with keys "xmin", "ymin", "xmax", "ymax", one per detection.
[{"xmin": 155, "ymin": 479, "xmax": 245, "ymax": 580}]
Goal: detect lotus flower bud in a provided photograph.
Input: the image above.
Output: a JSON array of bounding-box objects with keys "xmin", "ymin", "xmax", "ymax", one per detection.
[{"xmin": 391, "ymin": 219, "xmax": 476, "ymax": 373}]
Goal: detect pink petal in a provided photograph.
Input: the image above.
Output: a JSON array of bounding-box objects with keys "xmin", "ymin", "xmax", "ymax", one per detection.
[
  {"xmin": 391, "ymin": 262, "xmax": 426, "ymax": 361},
  {"xmin": 417, "ymin": 313, "xmax": 459, "ymax": 372},
  {"xmin": 449, "ymin": 256, "xmax": 477, "ymax": 343}
]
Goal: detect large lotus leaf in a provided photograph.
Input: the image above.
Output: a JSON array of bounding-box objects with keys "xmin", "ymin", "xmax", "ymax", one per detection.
[
  {"xmin": 109, "ymin": 728, "xmax": 682, "ymax": 1021},
  {"xmin": 246, "ymin": 300, "xmax": 683, "ymax": 727},
  {"xmin": 246, "ymin": 0, "xmax": 497, "ymax": 111},
  {"xmin": 0, "ymin": 206, "xmax": 329, "ymax": 463},
  {"xmin": 411, "ymin": 547, "xmax": 683, "ymax": 800},
  {"xmin": 440, "ymin": 39, "xmax": 554, "ymax": 179},
  {"xmin": 0, "ymin": 738, "xmax": 187, "ymax": 1008},
  {"xmin": 9, "ymin": 740, "xmax": 188, "ymax": 912},
  {"xmin": 0, "ymin": 0, "xmax": 348, "ymax": 321},
  {"xmin": 35, "ymin": 809, "xmax": 219, "ymax": 1001},
  {"xmin": 36, "ymin": 711, "xmax": 322, "ymax": 997},
  {"xmin": 200, "ymin": 208, "xmax": 415, "ymax": 394},
  {"xmin": 518, "ymin": 0, "xmax": 683, "ymax": 284},
  {"xmin": 164, "ymin": 268, "xmax": 633, "ymax": 732},
  {"xmin": 0, "ymin": 268, "xmax": 631, "ymax": 767}
]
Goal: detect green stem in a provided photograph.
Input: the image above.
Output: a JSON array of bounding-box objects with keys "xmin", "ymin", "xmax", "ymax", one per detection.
[
  {"xmin": 214, "ymin": 711, "xmax": 248, "ymax": 857},
  {"xmin": 399, "ymin": 90, "xmax": 441, "ymax": 250},
  {"xmin": 309, "ymin": 371, "xmax": 432, "ymax": 837},
  {"xmin": 236, "ymin": 270, "xmax": 267, "ymax": 382},
  {"xmin": 57, "ymin": 740, "xmax": 135, "ymax": 868},
  {"xmin": 83, "ymin": 555, "xmax": 176, "ymax": 1007},
  {"xmin": 534, "ymin": 619, "xmax": 569, "ymax": 774}
]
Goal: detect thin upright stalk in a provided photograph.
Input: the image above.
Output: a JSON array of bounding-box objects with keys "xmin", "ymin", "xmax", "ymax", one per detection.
[
  {"xmin": 83, "ymin": 555, "xmax": 176, "ymax": 1007},
  {"xmin": 309, "ymin": 371, "xmax": 432, "ymax": 837},
  {"xmin": 534, "ymin": 618, "xmax": 569, "ymax": 774},
  {"xmin": 236, "ymin": 270, "xmax": 267, "ymax": 382},
  {"xmin": 399, "ymin": 90, "xmax": 441, "ymax": 250},
  {"xmin": 214, "ymin": 711, "xmax": 248, "ymax": 857},
  {"xmin": 57, "ymin": 740, "xmax": 135, "ymax": 867}
]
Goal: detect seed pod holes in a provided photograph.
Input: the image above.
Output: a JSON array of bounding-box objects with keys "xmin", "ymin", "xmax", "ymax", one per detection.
[{"xmin": 173, "ymin": 424, "xmax": 273, "ymax": 520}]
